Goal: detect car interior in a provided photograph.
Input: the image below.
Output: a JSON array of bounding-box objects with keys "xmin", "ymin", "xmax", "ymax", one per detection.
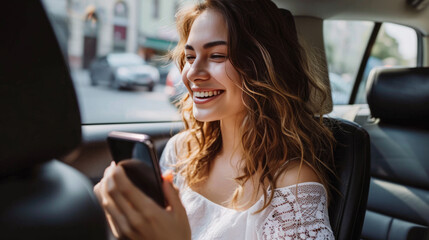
[
  {"xmin": 360, "ymin": 67, "xmax": 429, "ymax": 239},
  {"xmin": 1, "ymin": 0, "xmax": 428, "ymax": 239}
]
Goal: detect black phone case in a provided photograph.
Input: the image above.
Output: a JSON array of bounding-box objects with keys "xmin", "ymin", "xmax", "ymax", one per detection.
[{"xmin": 107, "ymin": 132, "xmax": 165, "ymax": 207}]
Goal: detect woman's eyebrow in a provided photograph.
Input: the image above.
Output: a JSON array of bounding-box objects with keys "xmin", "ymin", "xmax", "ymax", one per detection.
[
  {"xmin": 185, "ymin": 41, "xmax": 227, "ymax": 50},
  {"xmin": 203, "ymin": 41, "xmax": 227, "ymax": 49}
]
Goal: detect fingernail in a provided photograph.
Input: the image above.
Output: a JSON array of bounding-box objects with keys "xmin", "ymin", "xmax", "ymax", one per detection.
[{"xmin": 162, "ymin": 172, "xmax": 174, "ymax": 183}]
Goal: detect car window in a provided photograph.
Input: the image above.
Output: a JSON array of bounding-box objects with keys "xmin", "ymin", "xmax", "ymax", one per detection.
[
  {"xmin": 324, "ymin": 20, "xmax": 418, "ymax": 105},
  {"xmin": 355, "ymin": 23, "xmax": 418, "ymax": 103},
  {"xmin": 324, "ymin": 20, "xmax": 374, "ymax": 105},
  {"xmin": 42, "ymin": 0, "xmax": 187, "ymax": 124}
]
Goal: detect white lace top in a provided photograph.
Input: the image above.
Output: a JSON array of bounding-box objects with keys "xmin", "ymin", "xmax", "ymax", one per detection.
[{"xmin": 160, "ymin": 134, "xmax": 335, "ymax": 240}]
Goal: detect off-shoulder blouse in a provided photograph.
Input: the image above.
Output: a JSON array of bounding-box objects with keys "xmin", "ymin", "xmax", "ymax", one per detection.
[{"xmin": 160, "ymin": 134, "xmax": 335, "ymax": 240}]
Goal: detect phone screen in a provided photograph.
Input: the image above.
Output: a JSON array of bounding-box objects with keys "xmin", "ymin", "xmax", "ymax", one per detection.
[
  {"xmin": 107, "ymin": 133, "xmax": 165, "ymax": 207},
  {"xmin": 109, "ymin": 138, "xmax": 151, "ymax": 164}
]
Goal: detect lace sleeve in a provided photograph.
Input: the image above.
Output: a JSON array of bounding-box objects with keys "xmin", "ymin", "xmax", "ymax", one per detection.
[{"xmin": 257, "ymin": 183, "xmax": 334, "ymax": 240}]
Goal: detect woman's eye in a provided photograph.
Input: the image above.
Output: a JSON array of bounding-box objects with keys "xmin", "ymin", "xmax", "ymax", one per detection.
[
  {"xmin": 211, "ymin": 54, "xmax": 226, "ymax": 60},
  {"xmin": 185, "ymin": 55, "xmax": 195, "ymax": 62}
]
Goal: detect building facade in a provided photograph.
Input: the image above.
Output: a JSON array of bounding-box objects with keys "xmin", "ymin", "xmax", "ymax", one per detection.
[{"xmin": 43, "ymin": 0, "xmax": 194, "ymax": 69}]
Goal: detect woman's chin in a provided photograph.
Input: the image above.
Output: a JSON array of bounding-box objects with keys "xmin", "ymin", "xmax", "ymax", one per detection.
[{"xmin": 193, "ymin": 108, "xmax": 218, "ymax": 122}]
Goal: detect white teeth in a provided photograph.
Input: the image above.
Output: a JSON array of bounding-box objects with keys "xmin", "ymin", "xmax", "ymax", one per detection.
[{"xmin": 194, "ymin": 90, "xmax": 222, "ymax": 98}]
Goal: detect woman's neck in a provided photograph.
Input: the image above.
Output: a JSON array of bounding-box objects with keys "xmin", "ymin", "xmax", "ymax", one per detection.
[{"xmin": 219, "ymin": 114, "xmax": 245, "ymax": 165}]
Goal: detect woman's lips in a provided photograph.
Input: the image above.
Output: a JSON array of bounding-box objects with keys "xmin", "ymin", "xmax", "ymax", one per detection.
[{"xmin": 192, "ymin": 89, "xmax": 224, "ymax": 104}]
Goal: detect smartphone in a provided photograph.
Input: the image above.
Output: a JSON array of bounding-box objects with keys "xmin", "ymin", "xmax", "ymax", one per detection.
[{"xmin": 107, "ymin": 131, "xmax": 165, "ymax": 207}]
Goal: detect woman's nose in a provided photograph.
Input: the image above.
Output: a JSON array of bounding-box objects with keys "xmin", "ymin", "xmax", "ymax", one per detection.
[{"xmin": 186, "ymin": 59, "xmax": 210, "ymax": 83}]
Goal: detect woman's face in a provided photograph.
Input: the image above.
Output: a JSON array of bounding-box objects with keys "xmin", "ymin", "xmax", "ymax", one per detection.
[{"xmin": 182, "ymin": 9, "xmax": 245, "ymax": 123}]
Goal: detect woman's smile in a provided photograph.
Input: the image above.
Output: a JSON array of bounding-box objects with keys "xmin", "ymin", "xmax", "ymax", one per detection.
[{"xmin": 191, "ymin": 88, "xmax": 225, "ymax": 104}]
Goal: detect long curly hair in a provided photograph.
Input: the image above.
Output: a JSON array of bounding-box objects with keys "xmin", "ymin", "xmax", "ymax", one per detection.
[{"xmin": 170, "ymin": 0, "xmax": 336, "ymax": 212}]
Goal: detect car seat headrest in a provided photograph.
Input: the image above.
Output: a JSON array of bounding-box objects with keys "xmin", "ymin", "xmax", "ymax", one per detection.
[
  {"xmin": 366, "ymin": 67, "xmax": 429, "ymax": 125},
  {"xmin": 0, "ymin": 1, "xmax": 81, "ymax": 177}
]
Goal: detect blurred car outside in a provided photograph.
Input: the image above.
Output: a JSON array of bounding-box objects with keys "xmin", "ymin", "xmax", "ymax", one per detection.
[
  {"xmin": 89, "ymin": 53, "xmax": 160, "ymax": 91},
  {"xmin": 165, "ymin": 65, "xmax": 187, "ymax": 105}
]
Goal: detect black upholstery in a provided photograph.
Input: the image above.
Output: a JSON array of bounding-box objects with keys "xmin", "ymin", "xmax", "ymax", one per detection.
[
  {"xmin": 0, "ymin": 1, "xmax": 81, "ymax": 176},
  {"xmin": 361, "ymin": 67, "xmax": 429, "ymax": 239},
  {"xmin": 0, "ymin": 160, "xmax": 107, "ymax": 239},
  {"xmin": 327, "ymin": 118, "xmax": 371, "ymax": 240},
  {"xmin": 367, "ymin": 67, "xmax": 429, "ymax": 126},
  {"xmin": 0, "ymin": 1, "xmax": 107, "ymax": 239}
]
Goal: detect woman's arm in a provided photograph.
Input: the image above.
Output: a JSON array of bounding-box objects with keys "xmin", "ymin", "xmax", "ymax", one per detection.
[
  {"xmin": 257, "ymin": 162, "xmax": 334, "ymax": 240},
  {"xmin": 93, "ymin": 162, "xmax": 191, "ymax": 240}
]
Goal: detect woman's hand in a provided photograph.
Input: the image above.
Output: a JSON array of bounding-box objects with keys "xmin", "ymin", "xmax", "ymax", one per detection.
[{"xmin": 94, "ymin": 162, "xmax": 191, "ymax": 240}]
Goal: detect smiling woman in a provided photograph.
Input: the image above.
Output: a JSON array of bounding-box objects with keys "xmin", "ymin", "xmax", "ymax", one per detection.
[
  {"xmin": 182, "ymin": 12, "xmax": 244, "ymax": 123},
  {"xmin": 94, "ymin": 0, "xmax": 336, "ymax": 239}
]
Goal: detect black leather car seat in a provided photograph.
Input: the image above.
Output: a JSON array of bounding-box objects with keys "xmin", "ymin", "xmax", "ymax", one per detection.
[
  {"xmin": 327, "ymin": 118, "xmax": 371, "ymax": 240},
  {"xmin": 0, "ymin": 1, "xmax": 107, "ymax": 239},
  {"xmin": 361, "ymin": 67, "xmax": 429, "ymax": 239}
]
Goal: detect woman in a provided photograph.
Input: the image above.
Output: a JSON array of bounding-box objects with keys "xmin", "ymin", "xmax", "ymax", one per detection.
[{"xmin": 94, "ymin": 0, "xmax": 336, "ymax": 239}]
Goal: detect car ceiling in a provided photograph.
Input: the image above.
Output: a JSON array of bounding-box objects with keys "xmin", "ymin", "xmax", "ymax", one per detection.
[{"xmin": 275, "ymin": 0, "xmax": 429, "ymax": 35}]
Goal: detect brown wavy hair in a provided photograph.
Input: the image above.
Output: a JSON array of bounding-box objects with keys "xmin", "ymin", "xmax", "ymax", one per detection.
[{"xmin": 170, "ymin": 0, "xmax": 336, "ymax": 212}]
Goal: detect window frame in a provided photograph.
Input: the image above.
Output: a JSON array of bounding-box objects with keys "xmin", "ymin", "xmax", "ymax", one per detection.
[{"xmin": 347, "ymin": 22, "xmax": 423, "ymax": 104}]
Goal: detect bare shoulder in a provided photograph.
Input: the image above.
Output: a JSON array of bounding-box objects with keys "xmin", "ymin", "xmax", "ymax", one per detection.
[{"xmin": 276, "ymin": 160, "xmax": 321, "ymax": 188}]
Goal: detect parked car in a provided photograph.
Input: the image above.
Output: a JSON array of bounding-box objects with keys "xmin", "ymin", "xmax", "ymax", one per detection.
[{"xmin": 89, "ymin": 53, "xmax": 160, "ymax": 91}]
